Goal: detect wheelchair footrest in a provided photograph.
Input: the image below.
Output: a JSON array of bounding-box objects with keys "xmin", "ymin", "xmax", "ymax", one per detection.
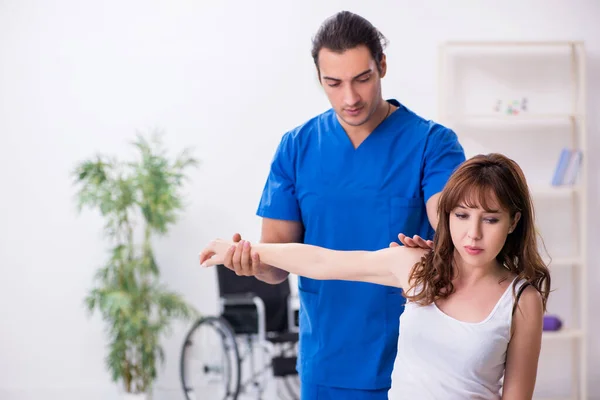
[{"xmin": 272, "ymin": 356, "xmax": 298, "ymax": 377}]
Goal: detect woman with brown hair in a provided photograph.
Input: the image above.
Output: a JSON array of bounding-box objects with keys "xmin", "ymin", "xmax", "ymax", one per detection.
[{"xmin": 200, "ymin": 153, "xmax": 551, "ymax": 399}]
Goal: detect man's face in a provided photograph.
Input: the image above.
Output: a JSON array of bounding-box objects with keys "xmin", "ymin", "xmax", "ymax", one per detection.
[{"xmin": 317, "ymin": 45, "xmax": 386, "ymax": 127}]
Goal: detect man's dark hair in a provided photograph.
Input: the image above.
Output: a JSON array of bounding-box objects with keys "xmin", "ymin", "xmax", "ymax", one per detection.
[{"xmin": 311, "ymin": 11, "xmax": 388, "ymax": 77}]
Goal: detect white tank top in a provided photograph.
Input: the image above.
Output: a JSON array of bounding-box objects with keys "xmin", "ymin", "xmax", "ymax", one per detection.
[{"xmin": 392, "ymin": 277, "xmax": 525, "ymax": 399}]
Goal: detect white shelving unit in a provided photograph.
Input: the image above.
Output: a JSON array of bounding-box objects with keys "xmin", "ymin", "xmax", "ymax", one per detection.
[{"xmin": 437, "ymin": 41, "xmax": 588, "ymax": 400}]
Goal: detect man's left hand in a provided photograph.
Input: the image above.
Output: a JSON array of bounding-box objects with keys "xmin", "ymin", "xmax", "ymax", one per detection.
[{"xmin": 389, "ymin": 233, "xmax": 433, "ymax": 250}]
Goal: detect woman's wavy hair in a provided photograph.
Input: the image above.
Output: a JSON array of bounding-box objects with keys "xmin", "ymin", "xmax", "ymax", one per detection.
[{"xmin": 404, "ymin": 153, "xmax": 551, "ymax": 311}]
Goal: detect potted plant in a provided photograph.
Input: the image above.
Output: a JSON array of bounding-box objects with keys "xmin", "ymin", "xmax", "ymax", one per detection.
[{"xmin": 72, "ymin": 133, "xmax": 199, "ymax": 399}]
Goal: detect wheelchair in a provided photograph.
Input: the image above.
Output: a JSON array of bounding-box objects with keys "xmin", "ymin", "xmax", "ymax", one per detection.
[{"xmin": 180, "ymin": 264, "xmax": 300, "ymax": 400}]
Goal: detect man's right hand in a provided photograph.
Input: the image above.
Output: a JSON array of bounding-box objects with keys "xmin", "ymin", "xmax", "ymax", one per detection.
[
  {"xmin": 223, "ymin": 233, "xmax": 266, "ymax": 277},
  {"xmin": 223, "ymin": 219, "xmax": 301, "ymax": 284}
]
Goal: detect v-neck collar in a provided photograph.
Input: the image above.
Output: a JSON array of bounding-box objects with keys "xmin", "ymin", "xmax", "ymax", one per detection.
[{"xmin": 331, "ymin": 99, "xmax": 404, "ymax": 152}]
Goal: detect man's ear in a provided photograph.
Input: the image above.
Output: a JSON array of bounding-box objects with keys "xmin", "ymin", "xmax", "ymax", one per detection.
[{"xmin": 379, "ymin": 54, "xmax": 387, "ymax": 78}]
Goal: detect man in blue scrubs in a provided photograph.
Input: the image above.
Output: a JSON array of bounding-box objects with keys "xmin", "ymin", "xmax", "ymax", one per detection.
[{"xmin": 222, "ymin": 11, "xmax": 465, "ymax": 399}]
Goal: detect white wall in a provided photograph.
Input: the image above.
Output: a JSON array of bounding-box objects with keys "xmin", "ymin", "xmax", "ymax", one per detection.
[{"xmin": 0, "ymin": 0, "xmax": 598, "ymax": 399}]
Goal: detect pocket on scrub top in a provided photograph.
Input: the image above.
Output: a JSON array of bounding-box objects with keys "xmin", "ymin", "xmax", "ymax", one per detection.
[{"xmin": 389, "ymin": 196, "xmax": 424, "ymax": 239}]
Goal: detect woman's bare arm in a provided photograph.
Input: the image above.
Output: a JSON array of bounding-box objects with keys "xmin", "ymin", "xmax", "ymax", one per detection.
[
  {"xmin": 200, "ymin": 239, "xmax": 426, "ymax": 289},
  {"xmin": 501, "ymin": 286, "xmax": 544, "ymax": 399}
]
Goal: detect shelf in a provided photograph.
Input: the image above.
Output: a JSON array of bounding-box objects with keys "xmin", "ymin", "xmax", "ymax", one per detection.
[
  {"xmin": 441, "ymin": 41, "xmax": 584, "ymax": 58},
  {"xmin": 533, "ymin": 397, "xmax": 576, "ymax": 400},
  {"xmin": 547, "ymin": 257, "xmax": 582, "ymax": 268},
  {"xmin": 531, "ymin": 185, "xmax": 580, "ymax": 198},
  {"xmin": 542, "ymin": 329, "xmax": 583, "ymax": 341},
  {"xmin": 444, "ymin": 40, "xmax": 583, "ymax": 48},
  {"xmin": 442, "ymin": 113, "xmax": 583, "ymax": 123}
]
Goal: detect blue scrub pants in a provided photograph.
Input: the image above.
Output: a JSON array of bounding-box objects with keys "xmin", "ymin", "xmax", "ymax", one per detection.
[{"xmin": 301, "ymin": 382, "xmax": 389, "ymax": 399}]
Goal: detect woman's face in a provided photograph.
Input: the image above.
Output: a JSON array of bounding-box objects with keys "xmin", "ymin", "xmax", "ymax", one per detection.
[{"xmin": 449, "ymin": 192, "xmax": 520, "ymax": 270}]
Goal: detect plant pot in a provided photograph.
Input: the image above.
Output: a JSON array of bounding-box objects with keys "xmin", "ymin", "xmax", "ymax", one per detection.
[{"xmin": 122, "ymin": 393, "xmax": 148, "ymax": 400}]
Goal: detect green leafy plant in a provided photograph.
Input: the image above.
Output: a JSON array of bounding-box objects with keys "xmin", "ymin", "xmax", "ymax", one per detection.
[{"xmin": 73, "ymin": 133, "xmax": 199, "ymax": 394}]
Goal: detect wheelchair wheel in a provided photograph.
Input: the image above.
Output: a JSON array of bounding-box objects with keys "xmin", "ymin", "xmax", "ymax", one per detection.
[{"xmin": 180, "ymin": 316, "xmax": 241, "ymax": 400}]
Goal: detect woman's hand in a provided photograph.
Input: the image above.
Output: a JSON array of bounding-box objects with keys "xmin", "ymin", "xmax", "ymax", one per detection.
[{"xmin": 199, "ymin": 238, "xmax": 236, "ymax": 267}]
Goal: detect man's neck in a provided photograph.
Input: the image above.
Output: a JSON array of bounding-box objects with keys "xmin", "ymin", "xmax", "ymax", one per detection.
[{"xmin": 339, "ymin": 99, "xmax": 392, "ymax": 148}]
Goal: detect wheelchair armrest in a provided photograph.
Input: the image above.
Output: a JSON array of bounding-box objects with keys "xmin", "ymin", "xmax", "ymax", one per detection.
[
  {"xmin": 220, "ymin": 293, "xmax": 266, "ymax": 342},
  {"xmin": 221, "ymin": 293, "xmax": 258, "ymax": 305}
]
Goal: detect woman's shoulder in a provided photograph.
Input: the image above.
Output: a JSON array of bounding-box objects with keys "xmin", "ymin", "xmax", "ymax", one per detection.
[
  {"xmin": 516, "ymin": 285, "xmax": 543, "ymax": 311},
  {"xmin": 510, "ymin": 276, "xmax": 543, "ymax": 319}
]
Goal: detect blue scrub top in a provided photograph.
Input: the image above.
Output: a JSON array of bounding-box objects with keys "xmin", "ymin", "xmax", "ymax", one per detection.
[{"xmin": 257, "ymin": 100, "xmax": 465, "ymax": 390}]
